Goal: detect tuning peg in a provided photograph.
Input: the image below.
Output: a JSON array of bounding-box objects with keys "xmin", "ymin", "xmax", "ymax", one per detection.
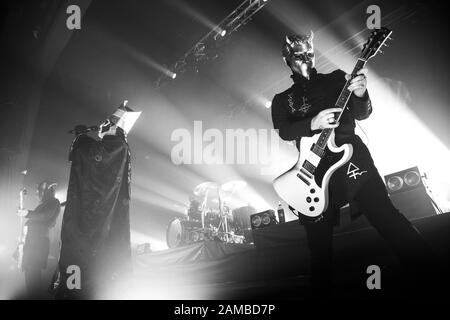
[
  {"xmin": 378, "ymin": 50, "xmax": 384, "ymax": 54},
  {"xmin": 383, "ymin": 43, "xmax": 389, "ymax": 47}
]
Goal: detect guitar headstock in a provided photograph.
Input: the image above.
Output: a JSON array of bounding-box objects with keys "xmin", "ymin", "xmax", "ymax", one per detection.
[{"xmin": 360, "ymin": 27, "xmax": 392, "ymax": 61}]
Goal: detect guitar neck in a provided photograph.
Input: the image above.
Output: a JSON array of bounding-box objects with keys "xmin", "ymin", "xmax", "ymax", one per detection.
[{"xmin": 315, "ymin": 58, "xmax": 367, "ymax": 149}]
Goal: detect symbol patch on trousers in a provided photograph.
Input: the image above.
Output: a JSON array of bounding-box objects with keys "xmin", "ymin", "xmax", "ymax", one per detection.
[{"xmin": 347, "ymin": 162, "xmax": 367, "ymax": 180}]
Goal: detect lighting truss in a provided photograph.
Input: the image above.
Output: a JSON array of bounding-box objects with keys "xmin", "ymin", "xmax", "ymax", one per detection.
[{"xmin": 155, "ymin": 0, "xmax": 269, "ymax": 88}]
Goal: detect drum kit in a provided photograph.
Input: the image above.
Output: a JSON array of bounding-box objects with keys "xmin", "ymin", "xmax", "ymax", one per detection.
[{"xmin": 166, "ymin": 180, "xmax": 256, "ymax": 248}]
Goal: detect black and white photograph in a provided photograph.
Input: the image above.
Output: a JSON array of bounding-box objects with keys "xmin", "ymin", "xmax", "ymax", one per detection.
[{"xmin": 0, "ymin": 0, "xmax": 449, "ymax": 314}]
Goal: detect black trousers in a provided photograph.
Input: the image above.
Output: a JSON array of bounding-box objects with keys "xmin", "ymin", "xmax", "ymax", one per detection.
[
  {"xmin": 303, "ymin": 171, "xmax": 437, "ymax": 295},
  {"xmin": 24, "ymin": 267, "xmax": 42, "ymax": 297}
]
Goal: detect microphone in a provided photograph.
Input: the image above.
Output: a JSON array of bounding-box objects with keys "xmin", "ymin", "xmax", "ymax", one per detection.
[{"xmin": 67, "ymin": 125, "xmax": 99, "ymax": 135}]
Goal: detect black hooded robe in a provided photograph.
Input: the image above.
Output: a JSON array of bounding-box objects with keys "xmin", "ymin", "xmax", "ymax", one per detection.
[{"xmin": 56, "ymin": 133, "xmax": 132, "ymax": 299}]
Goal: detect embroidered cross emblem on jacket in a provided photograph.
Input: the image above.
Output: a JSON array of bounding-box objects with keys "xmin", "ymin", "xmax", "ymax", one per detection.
[
  {"xmin": 288, "ymin": 94, "xmax": 311, "ymax": 114},
  {"xmin": 298, "ymin": 96, "xmax": 311, "ymax": 114}
]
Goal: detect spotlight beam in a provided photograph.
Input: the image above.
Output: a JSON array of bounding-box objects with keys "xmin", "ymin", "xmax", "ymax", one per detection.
[{"xmin": 155, "ymin": 0, "xmax": 270, "ymax": 88}]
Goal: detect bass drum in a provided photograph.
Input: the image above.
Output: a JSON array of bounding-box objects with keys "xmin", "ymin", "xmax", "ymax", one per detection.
[{"xmin": 166, "ymin": 218, "xmax": 201, "ymax": 248}]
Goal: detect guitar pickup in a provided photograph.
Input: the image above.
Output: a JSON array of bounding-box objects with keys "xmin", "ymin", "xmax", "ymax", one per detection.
[
  {"xmin": 300, "ymin": 168, "xmax": 313, "ymax": 179},
  {"xmin": 303, "ymin": 160, "xmax": 316, "ymax": 175},
  {"xmin": 297, "ymin": 172, "xmax": 311, "ymax": 186},
  {"xmin": 310, "ymin": 143, "xmax": 325, "ymax": 158}
]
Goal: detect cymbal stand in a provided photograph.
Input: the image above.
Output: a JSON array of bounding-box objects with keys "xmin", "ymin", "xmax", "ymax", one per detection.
[
  {"xmin": 200, "ymin": 189, "xmax": 210, "ymax": 229},
  {"xmin": 217, "ymin": 188, "xmax": 230, "ymax": 242}
]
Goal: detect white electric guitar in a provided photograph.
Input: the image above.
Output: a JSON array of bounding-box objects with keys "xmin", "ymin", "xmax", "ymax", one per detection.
[{"xmin": 273, "ymin": 27, "xmax": 392, "ymax": 218}]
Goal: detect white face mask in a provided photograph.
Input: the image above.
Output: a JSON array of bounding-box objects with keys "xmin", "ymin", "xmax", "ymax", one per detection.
[
  {"xmin": 283, "ymin": 32, "xmax": 315, "ymax": 78},
  {"xmin": 289, "ymin": 43, "xmax": 315, "ymax": 78}
]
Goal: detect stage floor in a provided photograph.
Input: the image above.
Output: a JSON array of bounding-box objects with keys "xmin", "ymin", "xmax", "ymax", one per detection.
[
  {"xmin": 131, "ymin": 212, "xmax": 450, "ymax": 300},
  {"xmin": 4, "ymin": 213, "xmax": 449, "ymax": 300}
]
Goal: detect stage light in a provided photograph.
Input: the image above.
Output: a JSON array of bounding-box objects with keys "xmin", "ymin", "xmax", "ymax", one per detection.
[
  {"xmin": 264, "ymin": 101, "xmax": 272, "ymax": 109},
  {"xmin": 164, "ymin": 69, "xmax": 177, "ymax": 79},
  {"xmin": 212, "ymin": 27, "xmax": 226, "ymax": 41},
  {"xmin": 213, "ymin": 27, "xmax": 227, "ymax": 39}
]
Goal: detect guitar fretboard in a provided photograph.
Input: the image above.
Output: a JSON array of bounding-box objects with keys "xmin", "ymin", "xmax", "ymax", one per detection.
[{"xmin": 315, "ymin": 58, "xmax": 367, "ymax": 150}]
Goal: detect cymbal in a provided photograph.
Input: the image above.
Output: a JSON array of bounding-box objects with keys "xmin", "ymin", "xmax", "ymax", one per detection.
[
  {"xmin": 221, "ymin": 180, "xmax": 247, "ymax": 192},
  {"xmin": 193, "ymin": 181, "xmax": 220, "ymax": 196}
]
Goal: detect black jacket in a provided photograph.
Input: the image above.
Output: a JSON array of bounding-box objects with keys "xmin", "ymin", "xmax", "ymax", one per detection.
[
  {"xmin": 25, "ymin": 197, "xmax": 61, "ymax": 234},
  {"xmin": 271, "ymin": 69, "xmax": 376, "ymax": 221},
  {"xmin": 271, "ymin": 68, "xmax": 372, "ymax": 146},
  {"xmin": 22, "ymin": 198, "xmax": 60, "ymax": 269}
]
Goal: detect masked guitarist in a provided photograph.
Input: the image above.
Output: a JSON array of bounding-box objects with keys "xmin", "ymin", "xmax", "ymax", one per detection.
[
  {"xmin": 271, "ymin": 32, "xmax": 438, "ymax": 297},
  {"xmin": 17, "ymin": 181, "xmax": 61, "ymax": 297}
]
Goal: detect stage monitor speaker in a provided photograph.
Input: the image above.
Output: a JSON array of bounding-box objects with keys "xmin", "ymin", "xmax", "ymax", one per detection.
[
  {"xmin": 384, "ymin": 166, "xmax": 424, "ymax": 195},
  {"xmin": 384, "ymin": 167, "xmax": 436, "ymax": 220},
  {"xmin": 250, "ymin": 209, "xmax": 277, "ymax": 229},
  {"xmin": 389, "ymin": 186, "xmax": 436, "ymax": 220}
]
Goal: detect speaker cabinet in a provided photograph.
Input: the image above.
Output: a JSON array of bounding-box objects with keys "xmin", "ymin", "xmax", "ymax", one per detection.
[
  {"xmin": 389, "ymin": 186, "xmax": 436, "ymax": 220},
  {"xmin": 384, "ymin": 167, "xmax": 436, "ymax": 220}
]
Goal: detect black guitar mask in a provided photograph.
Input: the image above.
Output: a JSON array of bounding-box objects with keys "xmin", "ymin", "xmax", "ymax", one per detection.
[{"xmin": 282, "ymin": 31, "xmax": 315, "ymax": 78}]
